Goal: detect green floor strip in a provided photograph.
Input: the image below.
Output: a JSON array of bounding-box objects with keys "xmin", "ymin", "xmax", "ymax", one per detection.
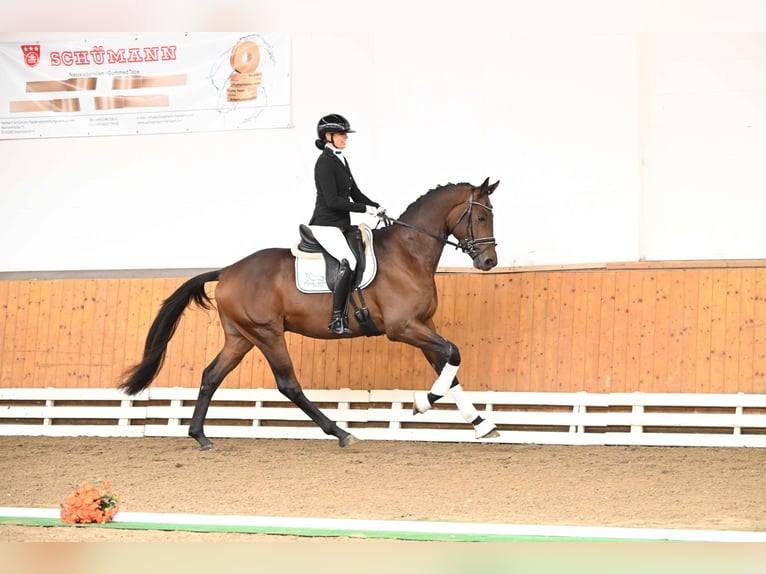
[
  {"xmin": 3, "ymin": 509, "xmax": 765, "ymax": 543},
  {"xmin": 1, "ymin": 515, "xmax": 636, "ymax": 542}
]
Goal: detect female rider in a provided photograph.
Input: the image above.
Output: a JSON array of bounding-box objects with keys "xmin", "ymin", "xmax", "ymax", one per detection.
[{"xmin": 309, "ymin": 113, "xmax": 386, "ymax": 335}]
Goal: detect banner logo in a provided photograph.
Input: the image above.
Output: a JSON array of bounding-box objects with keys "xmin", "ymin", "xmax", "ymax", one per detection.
[
  {"xmin": 1, "ymin": 33, "xmax": 290, "ymax": 139},
  {"xmin": 21, "ymin": 44, "xmax": 41, "ymax": 68}
]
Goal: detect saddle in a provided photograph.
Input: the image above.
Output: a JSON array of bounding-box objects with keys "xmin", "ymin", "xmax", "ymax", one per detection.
[
  {"xmin": 292, "ymin": 224, "xmax": 377, "ymax": 294},
  {"xmin": 292, "ymin": 224, "xmax": 380, "ymax": 337}
]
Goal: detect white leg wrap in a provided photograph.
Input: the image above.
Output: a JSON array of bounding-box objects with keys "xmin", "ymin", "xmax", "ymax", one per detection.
[
  {"xmin": 450, "ymin": 384, "xmax": 498, "ymax": 438},
  {"xmin": 474, "ymin": 418, "xmax": 498, "ymax": 439},
  {"xmin": 412, "ymin": 391, "xmax": 432, "ymax": 414},
  {"xmin": 430, "ymin": 363, "xmax": 459, "ymax": 397},
  {"xmin": 450, "ymin": 383, "xmax": 478, "ymax": 423}
]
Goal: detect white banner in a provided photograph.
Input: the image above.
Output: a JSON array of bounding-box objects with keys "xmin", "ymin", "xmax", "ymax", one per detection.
[{"xmin": 0, "ymin": 33, "xmax": 290, "ymax": 139}]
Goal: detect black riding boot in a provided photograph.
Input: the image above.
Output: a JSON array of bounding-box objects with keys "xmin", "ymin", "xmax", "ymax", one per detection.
[{"xmin": 328, "ymin": 259, "xmax": 353, "ymax": 336}]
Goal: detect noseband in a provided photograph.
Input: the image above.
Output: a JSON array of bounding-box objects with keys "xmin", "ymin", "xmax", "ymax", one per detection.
[
  {"xmin": 383, "ymin": 190, "xmax": 496, "ymax": 261},
  {"xmin": 448, "ymin": 190, "xmax": 496, "ymax": 259}
]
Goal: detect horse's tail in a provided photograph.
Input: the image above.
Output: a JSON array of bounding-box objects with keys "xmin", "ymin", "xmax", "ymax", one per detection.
[{"xmin": 118, "ymin": 269, "xmax": 221, "ymax": 395}]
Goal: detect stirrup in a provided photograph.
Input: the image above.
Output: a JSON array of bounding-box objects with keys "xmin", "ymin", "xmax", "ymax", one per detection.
[{"xmin": 328, "ymin": 312, "xmax": 351, "ymax": 336}]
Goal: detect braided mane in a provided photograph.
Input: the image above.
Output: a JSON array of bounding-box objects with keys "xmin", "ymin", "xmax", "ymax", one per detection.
[{"xmin": 399, "ymin": 182, "xmax": 471, "ymax": 221}]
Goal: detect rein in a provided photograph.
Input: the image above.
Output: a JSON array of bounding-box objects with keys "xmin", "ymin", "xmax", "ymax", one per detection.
[{"xmin": 379, "ymin": 190, "xmax": 496, "ymax": 260}]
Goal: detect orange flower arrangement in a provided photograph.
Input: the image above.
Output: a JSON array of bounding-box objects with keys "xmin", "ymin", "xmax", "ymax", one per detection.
[{"xmin": 60, "ymin": 479, "xmax": 120, "ymax": 524}]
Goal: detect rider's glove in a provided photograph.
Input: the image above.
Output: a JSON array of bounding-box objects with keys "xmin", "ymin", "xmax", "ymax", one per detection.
[{"xmin": 366, "ymin": 205, "xmax": 387, "ymax": 218}]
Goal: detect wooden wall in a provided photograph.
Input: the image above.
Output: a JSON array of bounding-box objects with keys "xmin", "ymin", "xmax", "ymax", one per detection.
[{"xmin": 2, "ymin": 261, "xmax": 766, "ymax": 394}]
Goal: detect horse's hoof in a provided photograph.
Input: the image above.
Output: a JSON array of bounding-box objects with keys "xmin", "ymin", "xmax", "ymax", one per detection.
[
  {"xmin": 480, "ymin": 428, "xmax": 501, "ymax": 439},
  {"xmin": 191, "ymin": 433, "xmax": 214, "ymax": 451},
  {"xmin": 339, "ymin": 434, "xmax": 360, "ymax": 448}
]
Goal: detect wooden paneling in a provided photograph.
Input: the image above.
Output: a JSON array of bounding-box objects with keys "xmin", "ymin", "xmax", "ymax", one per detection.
[{"xmin": 2, "ymin": 263, "xmax": 766, "ymax": 394}]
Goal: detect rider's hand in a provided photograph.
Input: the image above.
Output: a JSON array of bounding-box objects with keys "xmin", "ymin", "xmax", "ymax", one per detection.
[{"xmin": 366, "ymin": 205, "xmax": 387, "ymax": 217}]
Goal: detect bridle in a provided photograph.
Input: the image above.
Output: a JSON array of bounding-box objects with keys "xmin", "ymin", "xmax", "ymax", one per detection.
[{"xmin": 381, "ymin": 190, "xmax": 496, "ymax": 260}]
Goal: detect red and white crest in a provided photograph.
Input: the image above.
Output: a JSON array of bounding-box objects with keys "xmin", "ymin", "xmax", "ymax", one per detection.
[{"xmin": 21, "ymin": 44, "xmax": 41, "ymax": 68}]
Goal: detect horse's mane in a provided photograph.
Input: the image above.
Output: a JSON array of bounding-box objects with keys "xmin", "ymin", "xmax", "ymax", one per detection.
[{"xmin": 399, "ymin": 182, "xmax": 472, "ymax": 221}]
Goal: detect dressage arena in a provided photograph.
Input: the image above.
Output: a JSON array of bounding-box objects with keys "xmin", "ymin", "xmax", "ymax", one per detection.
[
  {"xmin": 1, "ymin": 435, "xmax": 765, "ymax": 542},
  {"xmin": 3, "ymin": 22, "xmax": 766, "ymax": 561},
  {"xmin": 1, "ymin": 264, "xmax": 766, "ymax": 544}
]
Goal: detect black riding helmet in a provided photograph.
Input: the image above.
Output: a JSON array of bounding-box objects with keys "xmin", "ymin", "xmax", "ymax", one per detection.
[{"xmin": 315, "ymin": 113, "xmax": 355, "ymax": 149}]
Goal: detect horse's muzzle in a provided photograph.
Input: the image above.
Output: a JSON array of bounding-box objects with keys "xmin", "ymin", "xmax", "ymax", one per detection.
[{"xmin": 470, "ymin": 242, "xmax": 498, "ymax": 271}]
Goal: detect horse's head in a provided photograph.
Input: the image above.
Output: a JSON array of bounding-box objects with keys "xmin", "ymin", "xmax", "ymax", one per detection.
[{"xmin": 447, "ymin": 178, "xmax": 500, "ymax": 271}]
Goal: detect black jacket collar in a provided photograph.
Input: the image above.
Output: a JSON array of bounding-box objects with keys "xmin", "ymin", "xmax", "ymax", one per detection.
[{"xmin": 323, "ymin": 146, "xmax": 349, "ymax": 169}]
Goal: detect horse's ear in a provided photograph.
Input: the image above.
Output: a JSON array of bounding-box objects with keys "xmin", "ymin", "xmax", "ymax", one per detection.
[{"xmin": 478, "ymin": 178, "xmax": 499, "ymax": 196}]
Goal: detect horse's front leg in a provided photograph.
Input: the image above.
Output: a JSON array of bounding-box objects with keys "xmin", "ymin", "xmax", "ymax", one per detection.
[
  {"xmin": 416, "ymin": 348, "xmax": 499, "ymax": 439},
  {"xmin": 387, "ymin": 320, "xmax": 499, "ymax": 439}
]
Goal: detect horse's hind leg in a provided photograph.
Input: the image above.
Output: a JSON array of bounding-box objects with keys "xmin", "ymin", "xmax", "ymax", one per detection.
[
  {"xmin": 188, "ymin": 332, "xmax": 254, "ymax": 450},
  {"xmin": 256, "ymin": 332, "xmax": 358, "ymax": 448}
]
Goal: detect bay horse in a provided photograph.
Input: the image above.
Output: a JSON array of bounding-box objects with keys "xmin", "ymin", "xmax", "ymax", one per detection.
[{"xmin": 119, "ymin": 178, "xmax": 501, "ymax": 450}]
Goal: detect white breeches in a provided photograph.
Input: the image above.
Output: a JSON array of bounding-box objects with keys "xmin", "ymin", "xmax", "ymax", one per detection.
[{"xmin": 308, "ymin": 225, "xmax": 358, "ymax": 270}]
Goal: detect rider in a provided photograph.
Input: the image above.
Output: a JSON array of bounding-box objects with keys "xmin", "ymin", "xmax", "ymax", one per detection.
[{"xmin": 309, "ymin": 113, "xmax": 386, "ymax": 336}]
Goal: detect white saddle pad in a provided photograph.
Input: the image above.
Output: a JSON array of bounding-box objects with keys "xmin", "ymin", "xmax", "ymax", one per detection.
[{"xmin": 292, "ymin": 225, "xmax": 377, "ymax": 294}]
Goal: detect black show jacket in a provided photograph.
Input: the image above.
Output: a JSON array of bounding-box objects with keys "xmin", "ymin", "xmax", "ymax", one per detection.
[{"xmin": 309, "ymin": 147, "xmax": 379, "ymax": 230}]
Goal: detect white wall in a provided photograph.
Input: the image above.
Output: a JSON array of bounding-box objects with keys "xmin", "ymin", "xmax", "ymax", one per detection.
[
  {"xmin": 642, "ymin": 32, "xmax": 766, "ymax": 260},
  {"xmin": 1, "ymin": 1, "xmax": 765, "ymax": 272}
]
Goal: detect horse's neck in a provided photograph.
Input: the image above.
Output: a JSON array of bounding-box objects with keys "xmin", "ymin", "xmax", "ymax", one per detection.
[
  {"xmin": 386, "ymin": 226, "xmax": 443, "ymax": 275},
  {"xmin": 409, "ymin": 186, "xmax": 467, "ymax": 240},
  {"xmin": 386, "ymin": 188, "xmax": 465, "ymax": 274}
]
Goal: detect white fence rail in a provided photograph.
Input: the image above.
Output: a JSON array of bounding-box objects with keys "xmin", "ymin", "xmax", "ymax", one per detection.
[{"xmin": 1, "ymin": 387, "xmax": 765, "ymax": 447}]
